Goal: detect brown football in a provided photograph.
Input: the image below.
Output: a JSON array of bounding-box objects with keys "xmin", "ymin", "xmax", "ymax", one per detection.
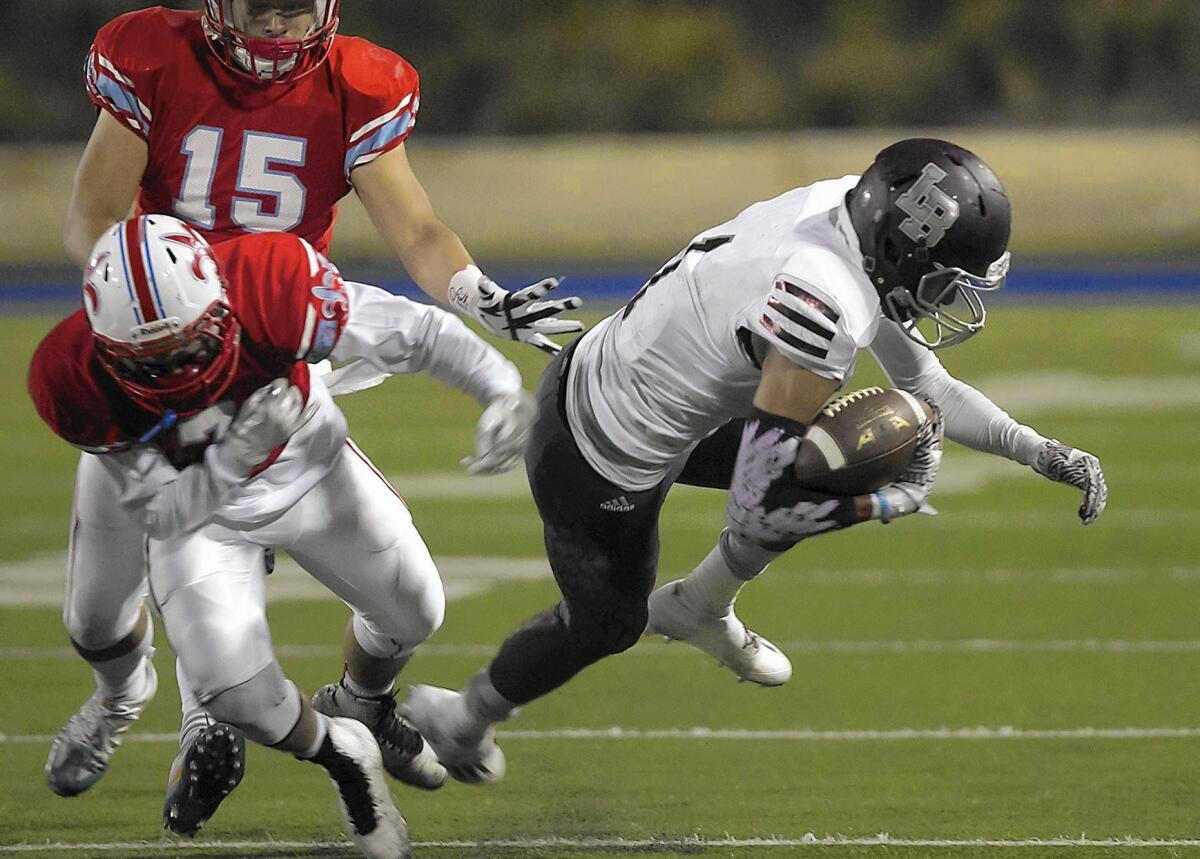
[{"xmin": 794, "ymin": 386, "xmax": 932, "ymax": 495}]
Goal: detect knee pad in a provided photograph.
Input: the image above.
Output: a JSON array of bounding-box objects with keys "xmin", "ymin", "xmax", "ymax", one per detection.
[
  {"xmin": 202, "ymin": 661, "xmax": 302, "ymax": 747},
  {"xmin": 564, "ymin": 600, "xmax": 646, "ymax": 660},
  {"xmin": 350, "ymin": 558, "xmax": 445, "ymax": 659},
  {"xmin": 70, "ymin": 605, "xmax": 153, "ymax": 665}
]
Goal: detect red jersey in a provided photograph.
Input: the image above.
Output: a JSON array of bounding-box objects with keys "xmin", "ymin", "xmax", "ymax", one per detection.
[
  {"xmin": 85, "ymin": 7, "xmax": 419, "ymax": 254},
  {"xmin": 29, "ymin": 233, "xmax": 349, "ymax": 469}
]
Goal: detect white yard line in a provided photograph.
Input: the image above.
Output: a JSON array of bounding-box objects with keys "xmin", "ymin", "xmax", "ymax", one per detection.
[
  {"xmin": 10, "ymin": 638, "xmax": 1200, "ymax": 661},
  {"xmin": 5, "ymin": 835, "xmax": 1200, "ymax": 852},
  {"xmin": 4, "ymin": 726, "xmax": 1200, "ymax": 745},
  {"xmin": 7, "ymin": 638, "xmax": 1200, "ymax": 661},
  {"xmin": 0, "ymin": 553, "xmax": 552, "ymax": 607}
]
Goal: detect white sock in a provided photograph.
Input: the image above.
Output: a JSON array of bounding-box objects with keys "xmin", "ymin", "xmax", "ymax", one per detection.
[
  {"xmin": 176, "ymin": 659, "xmax": 212, "ymax": 750},
  {"xmin": 91, "ymin": 620, "xmax": 155, "ymax": 702},
  {"xmin": 342, "ymin": 671, "xmax": 394, "ymax": 699},
  {"xmin": 677, "ymin": 530, "xmax": 782, "ymax": 616},
  {"xmin": 298, "ymin": 712, "xmax": 331, "ymax": 760},
  {"xmin": 462, "ymin": 669, "xmax": 518, "ymax": 727}
]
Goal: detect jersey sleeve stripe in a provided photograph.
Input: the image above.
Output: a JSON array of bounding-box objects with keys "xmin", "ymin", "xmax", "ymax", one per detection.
[
  {"xmin": 86, "ymin": 52, "xmax": 152, "ymax": 137},
  {"xmin": 776, "ymin": 279, "xmax": 840, "ymax": 323},
  {"xmin": 298, "ymin": 236, "xmax": 321, "ymax": 276},
  {"xmin": 296, "ymin": 304, "xmax": 318, "ymax": 360},
  {"xmin": 766, "ymin": 295, "xmax": 835, "ymax": 341},
  {"xmin": 348, "ymin": 94, "xmax": 413, "ymax": 145},
  {"xmin": 91, "ymin": 53, "xmax": 154, "ymax": 120},
  {"xmin": 344, "ymin": 108, "xmax": 416, "ymax": 175},
  {"xmin": 759, "ymin": 312, "xmax": 830, "ymax": 359}
]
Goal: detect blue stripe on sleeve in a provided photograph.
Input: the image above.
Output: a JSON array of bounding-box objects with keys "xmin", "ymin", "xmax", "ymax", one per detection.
[
  {"xmin": 343, "ymin": 110, "xmax": 413, "ymax": 175},
  {"xmin": 93, "ymin": 74, "xmax": 148, "ymax": 136}
]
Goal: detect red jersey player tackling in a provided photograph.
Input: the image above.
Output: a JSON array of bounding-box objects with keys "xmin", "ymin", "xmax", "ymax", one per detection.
[
  {"xmin": 49, "ymin": 0, "xmax": 573, "ymax": 838},
  {"xmin": 33, "ymin": 216, "xmax": 534, "ymax": 856}
]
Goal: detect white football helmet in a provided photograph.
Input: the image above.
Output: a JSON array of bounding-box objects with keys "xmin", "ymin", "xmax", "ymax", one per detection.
[
  {"xmin": 84, "ymin": 216, "xmax": 241, "ymax": 415},
  {"xmin": 202, "ymin": 0, "xmax": 339, "ymax": 83}
]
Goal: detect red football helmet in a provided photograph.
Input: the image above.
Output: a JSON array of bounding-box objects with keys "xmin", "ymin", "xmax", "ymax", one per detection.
[
  {"xmin": 84, "ymin": 216, "xmax": 241, "ymax": 416},
  {"xmin": 202, "ymin": 0, "xmax": 340, "ymax": 84}
]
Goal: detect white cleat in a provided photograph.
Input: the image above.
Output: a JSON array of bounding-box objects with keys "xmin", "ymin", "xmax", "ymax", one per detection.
[
  {"xmin": 401, "ymin": 685, "xmax": 506, "ymax": 785},
  {"xmin": 314, "ymin": 717, "xmax": 411, "ymax": 859},
  {"xmin": 646, "ymin": 580, "xmax": 792, "ymax": 687},
  {"xmin": 313, "ymin": 683, "xmax": 446, "ymax": 790},
  {"xmin": 46, "ymin": 661, "xmax": 158, "ymax": 797}
]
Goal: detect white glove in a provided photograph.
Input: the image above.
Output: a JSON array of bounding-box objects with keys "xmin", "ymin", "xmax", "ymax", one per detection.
[
  {"xmin": 447, "ymin": 265, "xmax": 583, "ymax": 354},
  {"xmin": 461, "ymin": 391, "xmax": 535, "ymax": 475},
  {"xmin": 869, "ymin": 400, "xmax": 944, "ymax": 524},
  {"xmin": 1034, "ymin": 440, "xmax": 1108, "ymax": 524},
  {"xmin": 217, "ymin": 379, "xmax": 304, "ymax": 475}
]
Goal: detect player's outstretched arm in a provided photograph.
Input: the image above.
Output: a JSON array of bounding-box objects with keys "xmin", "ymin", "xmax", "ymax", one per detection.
[
  {"xmin": 64, "ymin": 111, "xmax": 147, "ymax": 269},
  {"xmin": 870, "ymin": 318, "xmax": 1106, "ymax": 523},
  {"xmin": 329, "ymin": 281, "xmax": 534, "ymax": 474},
  {"xmin": 352, "ymin": 145, "xmax": 582, "ymax": 354}
]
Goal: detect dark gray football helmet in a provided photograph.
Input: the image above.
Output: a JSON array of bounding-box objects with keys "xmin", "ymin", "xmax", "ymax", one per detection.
[{"xmin": 846, "ymin": 138, "xmax": 1012, "ymax": 348}]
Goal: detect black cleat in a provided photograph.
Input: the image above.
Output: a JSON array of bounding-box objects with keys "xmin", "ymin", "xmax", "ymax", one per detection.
[{"xmin": 163, "ymin": 722, "xmax": 245, "ymax": 837}]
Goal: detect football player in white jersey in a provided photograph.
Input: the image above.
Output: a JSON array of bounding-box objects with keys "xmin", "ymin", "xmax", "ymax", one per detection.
[{"xmin": 401, "ymin": 139, "xmax": 1108, "ymax": 783}]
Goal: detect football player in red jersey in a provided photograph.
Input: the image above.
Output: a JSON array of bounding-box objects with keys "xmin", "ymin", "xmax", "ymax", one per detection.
[
  {"xmin": 66, "ymin": 0, "xmax": 578, "ymax": 350},
  {"xmin": 33, "ymin": 216, "xmax": 534, "ymax": 853},
  {"xmin": 52, "ymin": 0, "xmax": 579, "ymax": 835}
]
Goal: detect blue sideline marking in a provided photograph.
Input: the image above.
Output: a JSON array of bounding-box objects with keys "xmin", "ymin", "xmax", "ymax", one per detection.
[{"xmin": 4, "ymin": 268, "xmax": 1199, "ymax": 305}]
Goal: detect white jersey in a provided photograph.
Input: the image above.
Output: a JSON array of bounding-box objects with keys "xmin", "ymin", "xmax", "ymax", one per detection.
[
  {"xmin": 566, "ymin": 176, "xmax": 878, "ymax": 490},
  {"xmin": 566, "ymin": 176, "xmax": 1049, "ymax": 491}
]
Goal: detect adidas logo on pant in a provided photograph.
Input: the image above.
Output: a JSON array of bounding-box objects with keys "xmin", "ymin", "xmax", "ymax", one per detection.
[{"xmin": 600, "ymin": 496, "xmax": 635, "ymax": 512}]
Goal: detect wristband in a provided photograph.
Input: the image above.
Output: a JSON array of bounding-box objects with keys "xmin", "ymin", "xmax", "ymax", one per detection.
[
  {"xmin": 447, "ymin": 265, "xmax": 485, "ymax": 314},
  {"xmin": 873, "ymin": 491, "xmax": 892, "ymax": 525}
]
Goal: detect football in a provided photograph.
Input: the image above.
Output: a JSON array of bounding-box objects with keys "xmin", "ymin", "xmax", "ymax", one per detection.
[{"xmin": 794, "ymin": 386, "xmax": 933, "ymax": 495}]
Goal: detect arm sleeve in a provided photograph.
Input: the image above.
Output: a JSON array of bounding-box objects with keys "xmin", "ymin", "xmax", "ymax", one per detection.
[
  {"xmin": 869, "ymin": 318, "xmax": 1048, "ymax": 466},
  {"xmin": 94, "ymin": 443, "xmax": 248, "ymax": 540},
  {"xmin": 331, "ymin": 281, "xmax": 522, "ymax": 405}
]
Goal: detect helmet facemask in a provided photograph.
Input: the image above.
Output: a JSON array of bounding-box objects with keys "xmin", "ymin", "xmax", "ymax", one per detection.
[
  {"xmin": 95, "ymin": 300, "xmax": 242, "ymax": 416},
  {"xmin": 882, "ymin": 251, "xmax": 1011, "ymax": 349},
  {"xmin": 203, "ymin": 0, "xmax": 339, "ymax": 84}
]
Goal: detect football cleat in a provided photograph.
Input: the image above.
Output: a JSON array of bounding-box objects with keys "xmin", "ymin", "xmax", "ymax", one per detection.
[
  {"xmin": 313, "ymin": 717, "xmax": 410, "ymax": 859},
  {"xmin": 312, "ymin": 683, "xmax": 446, "ymax": 790},
  {"xmin": 401, "ymin": 685, "xmax": 506, "ymax": 785},
  {"xmin": 46, "ymin": 660, "xmax": 158, "ymax": 797},
  {"xmin": 646, "ymin": 581, "xmax": 792, "ymax": 686},
  {"xmin": 163, "ymin": 721, "xmax": 245, "ymax": 837}
]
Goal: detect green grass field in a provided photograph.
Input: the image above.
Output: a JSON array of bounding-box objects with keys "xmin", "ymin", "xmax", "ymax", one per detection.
[{"xmin": 2, "ymin": 305, "xmax": 1199, "ymax": 858}]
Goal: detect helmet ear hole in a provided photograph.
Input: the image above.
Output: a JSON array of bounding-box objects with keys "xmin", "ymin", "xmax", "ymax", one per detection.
[{"xmin": 882, "ymin": 235, "xmax": 903, "ymax": 266}]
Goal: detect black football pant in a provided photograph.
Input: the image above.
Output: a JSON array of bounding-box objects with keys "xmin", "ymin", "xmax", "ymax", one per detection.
[{"xmin": 487, "ymin": 341, "xmax": 743, "ymax": 705}]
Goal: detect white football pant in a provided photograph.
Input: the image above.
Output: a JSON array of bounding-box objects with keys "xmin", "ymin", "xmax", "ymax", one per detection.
[{"xmin": 65, "ymin": 442, "xmax": 444, "ymax": 742}]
